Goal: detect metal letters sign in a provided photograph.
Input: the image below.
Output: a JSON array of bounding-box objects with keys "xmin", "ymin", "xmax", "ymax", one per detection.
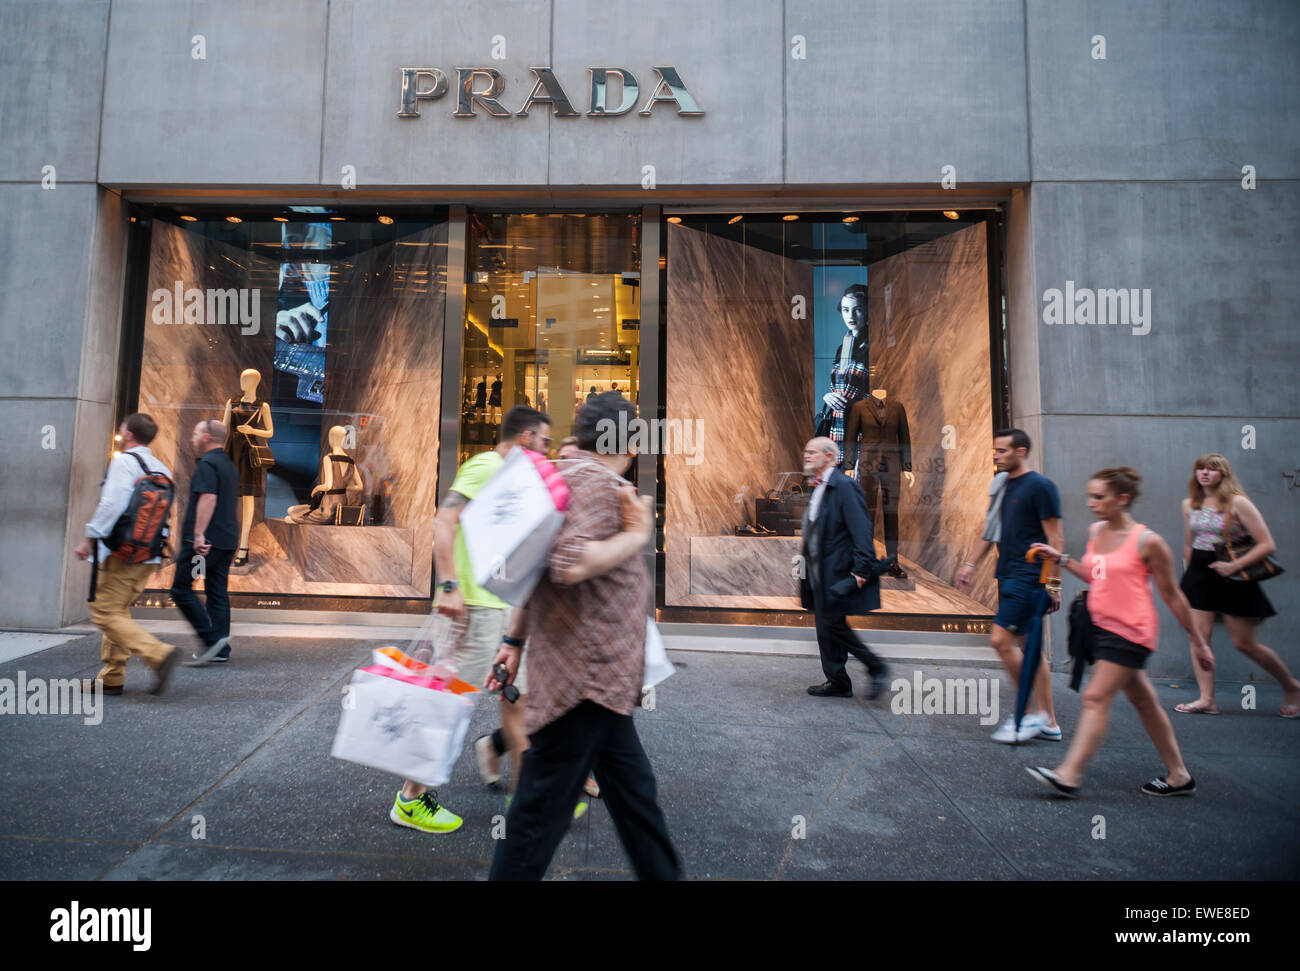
[{"xmin": 398, "ymin": 66, "xmax": 703, "ymax": 118}]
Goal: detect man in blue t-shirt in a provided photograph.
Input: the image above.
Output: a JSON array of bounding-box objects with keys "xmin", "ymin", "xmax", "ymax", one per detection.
[{"xmin": 956, "ymin": 429, "xmax": 1064, "ymax": 744}]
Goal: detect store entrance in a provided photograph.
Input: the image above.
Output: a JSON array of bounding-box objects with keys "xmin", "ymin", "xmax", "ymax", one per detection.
[{"xmin": 459, "ymin": 212, "xmax": 640, "ymax": 462}]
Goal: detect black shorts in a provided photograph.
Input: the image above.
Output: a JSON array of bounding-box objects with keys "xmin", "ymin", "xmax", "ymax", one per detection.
[
  {"xmin": 1179, "ymin": 549, "xmax": 1275, "ymax": 620},
  {"xmin": 1091, "ymin": 625, "xmax": 1151, "ymax": 670}
]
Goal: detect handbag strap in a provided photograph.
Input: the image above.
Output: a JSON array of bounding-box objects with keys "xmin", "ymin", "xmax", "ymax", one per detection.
[{"xmin": 1221, "ymin": 497, "xmax": 1240, "ymax": 558}]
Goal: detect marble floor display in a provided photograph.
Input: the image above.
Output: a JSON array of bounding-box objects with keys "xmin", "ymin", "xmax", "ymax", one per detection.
[
  {"xmin": 685, "ymin": 535, "xmax": 992, "ymax": 615},
  {"xmin": 264, "ymin": 519, "xmax": 415, "ymax": 586}
]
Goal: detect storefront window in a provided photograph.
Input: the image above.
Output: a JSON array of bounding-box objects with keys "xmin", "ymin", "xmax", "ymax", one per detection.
[
  {"xmin": 460, "ymin": 212, "xmax": 640, "ymax": 460},
  {"xmin": 662, "ymin": 212, "xmax": 999, "ymax": 618},
  {"xmin": 134, "ymin": 208, "xmax": 448, "ymax": 600}
]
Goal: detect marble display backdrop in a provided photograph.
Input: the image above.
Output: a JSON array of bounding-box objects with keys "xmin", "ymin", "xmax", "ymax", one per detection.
[
  {"xmin": 867, "ymin": 222, "xmax": 997, "ymax": 608},
  {"xmin": 323, "ymin": 223, "xmax": 446, "ymax": 596},
  {"xmin": 137, "ymin": 220, "xmax": 445, "ymax": 598},
  {"xmin": 664, "ymin": 224, "xmax": 813, "ymax": 606}
]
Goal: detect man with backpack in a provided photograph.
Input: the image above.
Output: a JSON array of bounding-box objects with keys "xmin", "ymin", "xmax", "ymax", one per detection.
[
  {"xmin": 174, "ymin": 419, "xmax": 240, "ymax": 666},
  {"xmin": 73, "ymin": 413, "xmax": 181, "ymax": 695}
]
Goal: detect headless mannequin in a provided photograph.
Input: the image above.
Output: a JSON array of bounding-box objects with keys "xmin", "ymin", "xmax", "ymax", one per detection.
[
  {"xmin": 221, "ymin": 368, "xmax": 274, "ymax": 563},
  {"xmin": 869, "ymin": 390, "xmax": 914, "ymax": 489},
  {"xmin": 286, "ymin": 425, "xmax": 363, "ymax": 524},
  {"xmin": 845, "ymin": 388, "xmax": 913, "ymax": 576}
]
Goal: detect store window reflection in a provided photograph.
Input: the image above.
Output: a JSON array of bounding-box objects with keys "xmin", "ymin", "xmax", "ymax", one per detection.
[{"xmin": 460, "ymin": 212, "xmax": 639, "ymax": 462}]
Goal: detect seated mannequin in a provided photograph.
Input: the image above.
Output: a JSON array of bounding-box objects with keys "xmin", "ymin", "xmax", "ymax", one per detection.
[{"xmin": 286, "ymin": 425, "xmax": 364, "ymax": 525}]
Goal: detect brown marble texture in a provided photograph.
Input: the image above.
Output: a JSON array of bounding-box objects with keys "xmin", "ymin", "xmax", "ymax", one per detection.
[
  {"xmin": 264, "ymin": 519, "xmax": 415, "ymax": 585},
  {"xmin": 138, "ymin": 220, "xmax": 445, "ymax": 600},
  {"xmin": 866, "ymin": 223, "xmax": 997, "ymax": 608},
  {"xmin": 664, "ymin": 223, "xmax": 813, "ymax": 607}
]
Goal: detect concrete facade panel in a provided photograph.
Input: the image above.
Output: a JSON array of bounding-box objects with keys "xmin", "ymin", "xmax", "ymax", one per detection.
[
  {"xmin": 1026, "ymin": 0, "xmax": 1300, "ymax": 181},
  {"xmin": 98, "ymin": 0, "xmax": 327, "ymax": 185},
  {"xmin": 0, "ymin": 0, "xmax": 110, "ymax": 183},
  {"xmin": 784, "ymin": 0, "xmax": 1029, "ymax": 185}
]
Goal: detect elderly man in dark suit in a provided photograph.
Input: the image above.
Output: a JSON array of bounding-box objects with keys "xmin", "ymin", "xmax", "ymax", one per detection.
[{"xmin": 800, "ymin": 437, "xmax": 890, "ymax": 699}]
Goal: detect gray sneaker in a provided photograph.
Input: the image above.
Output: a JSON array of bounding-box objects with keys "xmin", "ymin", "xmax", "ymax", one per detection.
[{"xmin": 183, "ymin": 635, "xmax": 231, "ymax": 667}]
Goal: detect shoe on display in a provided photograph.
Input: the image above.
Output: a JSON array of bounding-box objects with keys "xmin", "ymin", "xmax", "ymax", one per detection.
[
  {"xmin": 390, "ymin": 790, "xmax": 463, "ymax": 833},
  {"xmin": 887, "ymin": 561, "xmax": 908, "ymax": 580}
]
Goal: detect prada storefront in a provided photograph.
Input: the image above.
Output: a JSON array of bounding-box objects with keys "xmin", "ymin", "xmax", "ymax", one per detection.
[{"xmin": 119, "ymin": 203, "xmax": 1006, "ymax": 634}]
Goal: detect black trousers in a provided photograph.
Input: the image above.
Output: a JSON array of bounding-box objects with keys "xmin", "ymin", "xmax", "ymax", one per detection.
[
  {"xmin": 489, "ymin": 700, "xmax": 681, "ymax": 881},
  {"xmin": 813, "ymin": 585, "xmax": 884, "ymax": 690},
  {"xmin": 859, "ymin": 469, "xmax": 900, "ymax": 559},
  {"xmin": 170, "ymin": 543, "xmax": 235, "ymax": 648}
]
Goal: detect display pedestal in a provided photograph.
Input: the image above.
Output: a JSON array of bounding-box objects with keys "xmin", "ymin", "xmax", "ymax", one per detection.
[
  {"xmin": 690, "ymin": 535, "xmax": 802, "ymax": 596},
  {"xmin": 265, "ymin": 519, "xmax": 415, "ymax": 585}
]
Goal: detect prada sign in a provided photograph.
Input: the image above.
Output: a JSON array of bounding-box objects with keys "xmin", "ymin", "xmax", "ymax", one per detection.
[{"xmin": 398, "ymin": 66, "xmax": 703, "ymax": 118}]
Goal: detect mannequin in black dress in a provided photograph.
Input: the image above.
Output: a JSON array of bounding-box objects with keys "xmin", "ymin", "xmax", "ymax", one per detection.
[{"xmin": 221, "ymin": 368, "xmax": 275, "ymax": 567}]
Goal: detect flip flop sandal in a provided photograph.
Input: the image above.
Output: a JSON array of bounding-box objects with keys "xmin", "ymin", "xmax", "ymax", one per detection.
[
  {"xmin": 1026, "ymin": 766, "xmax": 1079, "ymax": 799},
  {"xmin": 1174, "ymin": 703, "xmax": 1219, "ymax": 715}
]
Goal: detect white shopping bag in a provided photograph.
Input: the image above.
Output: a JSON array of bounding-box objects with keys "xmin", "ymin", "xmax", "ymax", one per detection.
[
  {"xmin": 330, "ymin": 665, "xmax": 475, "ymax": 787},
  {"xmin": 460, "ymin": 446, "xmax": 567, "ymax": 605},
  {"xmin": 643, "ymin": 616, "xmax": 674, "ymax": 690}
]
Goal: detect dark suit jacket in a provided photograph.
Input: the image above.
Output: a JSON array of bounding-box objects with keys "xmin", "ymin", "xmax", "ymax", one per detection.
[
  {"xmin": 800, "ymin": 467, "xmax": 887, "ymax": 616},
  {"xmin": 843, "ymin": 396, "xmax": 911, "ymax": 474}
]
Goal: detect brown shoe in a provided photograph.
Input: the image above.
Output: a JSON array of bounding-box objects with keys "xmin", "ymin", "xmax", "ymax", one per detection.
[
  {"xmin": 80, "ymin": 678, "xmax": 123, "ymax": 696},
  {"xmin": 150, "ymin": 646, "xmax": 182, "ymax": 695}
]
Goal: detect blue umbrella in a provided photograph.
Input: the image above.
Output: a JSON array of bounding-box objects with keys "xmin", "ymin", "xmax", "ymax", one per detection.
[{"xmin": 1014, "ymin": 552, "xmax": 1054, "ymax": 736}]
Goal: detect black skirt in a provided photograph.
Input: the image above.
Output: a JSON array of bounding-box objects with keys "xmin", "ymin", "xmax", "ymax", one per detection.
[{"xmin": 1180, "ymin": 548, "xmax": 1275, "ymax": 620}]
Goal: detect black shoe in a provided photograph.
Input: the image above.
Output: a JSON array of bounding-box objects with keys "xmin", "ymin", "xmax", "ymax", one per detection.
[
  {"xmin": 1141, "ymin": 776, "xmax": 1196, "ymax": 797},
  {"xmin": 807, "ymin": 681, "xmax": 853, "ymax": 698},
  {"xmin": 1027, "ymin": 766, "xmax": 1080, "ymax": 799},
  {"xmin": 79, "ymin": 678, "xmax": 122, "ymax": 696},
  {"xmin": 150, "ymin": 646, "xmax": 182, "ymax": 695},
  {"xmin": 232, "ymin": 547, "xmax": 250, "ymax": 567},
  {"xmin": 867, "ymin": 666, "xmax": 890, "ymax": 700},
  {"xmin": 887, "ymin": 561, "xmax": 908, "ymax": 580}
]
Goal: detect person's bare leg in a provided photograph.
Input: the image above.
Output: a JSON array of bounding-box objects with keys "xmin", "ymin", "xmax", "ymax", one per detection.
[
  {"xmin": 990, "ymin": 624, "xmax": 1024, "ymax": 690},
  {"xmin": 1123, "ymin": 671, "xmax": 1192, "ymax": 786},
  {"xmin": 1052, "ymin": 661, "xmax": 1134, "ymax": 787},
  {"xmin": 1223, "ymin": 615, "xmax": 1300, "ymax": 710},
  {"xmin": 401, "ymin": 779, "xmax": 425, "ymax": 800},
  {"xmin": 500, "ymin": 693, "xmax": 529, "ymax": 793},
  {"xmin": 1176, "ymin": 608, "xmax": 1219, "ymax": 712}
]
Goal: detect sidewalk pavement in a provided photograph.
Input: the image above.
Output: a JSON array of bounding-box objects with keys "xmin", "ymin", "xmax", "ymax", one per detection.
[{"xmin": 1, "ymin": 630, "xmax": 1296, "ymax": 880}]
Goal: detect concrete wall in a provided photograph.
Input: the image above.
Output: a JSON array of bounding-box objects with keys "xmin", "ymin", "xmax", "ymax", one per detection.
[{"xmin": 0, "ymin": 0, "xmax": 1295, "ymax": 686}]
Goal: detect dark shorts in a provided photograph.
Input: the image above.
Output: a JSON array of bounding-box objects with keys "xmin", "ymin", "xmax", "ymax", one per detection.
[
  {"xmin": 993, "ymin": 578, "xmax": 1047, "ymax": 635},
  {"xmin": 1179, "ymin": 549, "xmax": 1276, "ymax": 620},
  {"xmin": 1092, "ymin": 625, "xmax": 1151, "ymax": 670}
]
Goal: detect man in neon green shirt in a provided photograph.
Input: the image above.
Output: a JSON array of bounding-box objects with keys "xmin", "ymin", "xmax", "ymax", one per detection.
[{"xmin": 389, "ymin": 405, "xmax": 551, "ymax": 835}]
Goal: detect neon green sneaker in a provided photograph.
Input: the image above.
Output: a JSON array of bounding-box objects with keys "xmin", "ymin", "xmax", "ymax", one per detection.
[
  {"xmin": 504, "ymin": 793, "xmax": 587, "ymax": 819},
  {"xmin": 390, "ymin": 790, "xmax": 462, "ymax": 834}
]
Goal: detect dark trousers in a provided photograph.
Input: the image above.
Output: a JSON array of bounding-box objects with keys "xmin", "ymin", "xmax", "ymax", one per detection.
[
  {"xmin": 813, "ymin": 585, "xmax": 884, "ymax": 689},
  {"xmin": 489, "ymin": 700, "xmax": 681, "ymax": 881},
  {"xmin": 170, "ymin": 543, "xmax": 235, "ymax": 647},
  {"xmin": 859, "ymin": 469, "xmax": 900, "ymax": 559}
]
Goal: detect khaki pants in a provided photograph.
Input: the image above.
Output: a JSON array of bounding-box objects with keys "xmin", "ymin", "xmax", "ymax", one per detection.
[{"xmin": 89, "ymin": 557, "xmax": 172, "ymax": 687}]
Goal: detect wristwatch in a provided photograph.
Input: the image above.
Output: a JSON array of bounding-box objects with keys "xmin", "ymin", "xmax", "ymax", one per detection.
[{"xmin": 439, "ymin": 579, "xmax": 459, "ymax": 593}]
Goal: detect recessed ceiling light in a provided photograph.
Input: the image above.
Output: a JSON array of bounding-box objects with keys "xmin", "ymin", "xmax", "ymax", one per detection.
[
  {"xmin": 225, "ymin": 216, "xmax": 242, "ymax": 223},
  {"xmin": 330, "ymin": 216, "xmax": 345, "ymax": 221},
  {"xmin": 782, "ymin": 214, "xmax": 799, "ymax": 221},
  {"xmin": 667, "ymin": 216, "xmax": 682, "ymax": 224},
  {"xmin": 942, "ymin": 210, "xmax": 960, "ymax": 220},
  {"xmin": 842, "ymin": 215, "xmax": 860, "ymax": 223},
  {"xmin": 180, "ymin": 215, "xmax": 197, "ymax": 222},
  {"xmin": 378, "ymin": 215, "xmax": 394, "ymax": 225},
  {"xmin": 728, "ymin": 215, "xmax": 743, "ymax": 224},
  {"xmin": 273, "ymin": 216, "xmax": 288, "ymax": 222}
]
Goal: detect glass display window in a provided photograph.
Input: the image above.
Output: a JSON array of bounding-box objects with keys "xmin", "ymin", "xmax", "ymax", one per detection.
[{"xmin": 661, "ymin": 211, "xmax": 1002, "ymax": 620}]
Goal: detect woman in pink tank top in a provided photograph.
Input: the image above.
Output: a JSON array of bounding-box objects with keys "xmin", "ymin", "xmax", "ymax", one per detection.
[{"xmin": 1023, "ymin": 467, "xmax": 1213, "ymax": 799}]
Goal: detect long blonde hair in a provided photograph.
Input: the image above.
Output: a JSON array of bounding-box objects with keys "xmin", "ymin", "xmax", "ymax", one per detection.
[{"xmin": 1188, "ymin": 453, "xmax": 1246, "ymax": 510}]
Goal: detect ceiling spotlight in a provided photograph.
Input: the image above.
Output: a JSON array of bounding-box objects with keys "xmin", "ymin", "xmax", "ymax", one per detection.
[
  {"xmin": 842, "ymin": 215, "xmax": 860, "ymax": 223},
  {"xmin": 378, "ymin": 215, "xmax": 394, "ymax": 225},
  {"xmin": 225, "ymin": 216, "xmax": 242, "ymax": 223},
  {"xmin": 667, "ymin": 216, "xmax": 682, "ymax": 224},
  {"xmin": 180, "ymin": 215, "xmax": 197, "ymax": 222},
  {"xmin": 273, "ymin": 216, "xmax": 288, "ymax": 222},
  {"xmin": 942, "ymin": 210, "xmax": 960, "ymax": 220},
  {"xmin": 782, "ymin": 214, "xmax": 799, "ymax": 221},
  {"xmin": 727, "ymin": 215, "xmax": 743, "ymax": 224},
  {"xmin": 330, "ymin": 216, "xmax": 345, "ymax": 221}
]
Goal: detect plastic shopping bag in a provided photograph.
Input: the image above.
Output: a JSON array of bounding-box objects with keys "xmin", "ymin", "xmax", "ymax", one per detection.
[
  {"xmin": 643, "ymin": 616, "xmax": 674, "ymax": 690},
  {"xmin": 460, "ymin": 446, "xmax": 570, "ymax": 605},
  {"xmin": 330, "ymin": 664, "xmax": 476, "ymax": 787}
]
